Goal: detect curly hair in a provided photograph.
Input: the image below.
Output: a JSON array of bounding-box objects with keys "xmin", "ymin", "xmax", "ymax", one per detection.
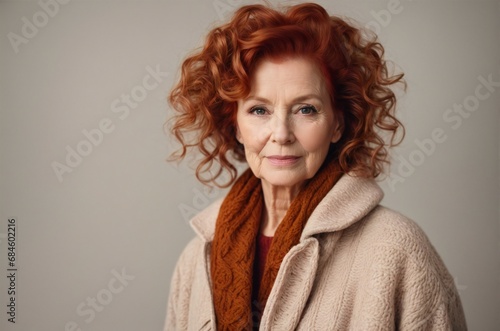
[{"xmin": 167, "ymin": 2, "xmax": 405, "ymax": 187}]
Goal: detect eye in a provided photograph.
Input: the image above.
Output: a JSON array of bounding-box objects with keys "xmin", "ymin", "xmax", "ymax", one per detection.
[
  {"xmin": 298, "ymin": 105, "xmax": 318, "ymax": 115},
  {"xmin": 249, "ymin": 106, "xmax": 267, "ymax": 115}
]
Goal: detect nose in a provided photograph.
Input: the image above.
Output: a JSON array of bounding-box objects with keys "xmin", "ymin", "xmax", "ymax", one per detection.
[{"xmin": 270, "ymin": 112, "xmax": 295, "ymax": 144}]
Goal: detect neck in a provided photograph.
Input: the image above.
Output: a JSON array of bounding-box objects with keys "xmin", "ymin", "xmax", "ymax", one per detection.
[{"xmin": 260, "ymin": 180, "xmax": 304, "ymax": 236}]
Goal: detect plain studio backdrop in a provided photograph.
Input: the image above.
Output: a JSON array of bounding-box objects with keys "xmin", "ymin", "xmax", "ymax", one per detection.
[{"xmin": 0, "ymin": 0, "xmax": 499, "ymax": 330}]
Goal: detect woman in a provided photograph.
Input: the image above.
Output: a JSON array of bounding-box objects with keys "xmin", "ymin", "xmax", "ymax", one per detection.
[{"xmin": 164, "ymin": 3, "xmax": 467, "ymax": 330}]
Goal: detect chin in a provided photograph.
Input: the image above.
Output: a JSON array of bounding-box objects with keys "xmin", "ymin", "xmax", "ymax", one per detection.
[{"xmin": 260, "ymin": 171, "xmax": 309, "ymax": 189}]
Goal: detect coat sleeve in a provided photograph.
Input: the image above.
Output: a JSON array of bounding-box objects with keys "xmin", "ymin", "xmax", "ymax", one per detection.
[
  {"xmin": 354, "ymin": 209, "xmax": 467, "ymax": 331},
  {"xmin": 164, "ymin": 237, "xmax": 201, "ymax": 331},
  {"xmin": 395, "ymin": 232, "xmax": 468, "ymax": 331},
  {"xmin": 164, "ymin": 257, "xmax": 182, "ymax": 331}
]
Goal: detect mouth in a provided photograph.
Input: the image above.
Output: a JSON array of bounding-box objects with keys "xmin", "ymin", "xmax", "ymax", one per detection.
[{"xmin": 266, "ymin": 155, "xmax": 301, "ymax": 166}]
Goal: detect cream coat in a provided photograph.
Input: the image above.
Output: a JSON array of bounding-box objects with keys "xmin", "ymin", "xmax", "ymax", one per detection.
[{"xmin": 164, "ymin": 174, "xmax": 467, "ymax": 330}]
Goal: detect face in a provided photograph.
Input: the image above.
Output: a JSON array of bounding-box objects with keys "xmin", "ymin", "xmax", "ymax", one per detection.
[{"xmin": 236, "ymin": 57, "xmax": 342, "ymax": 189}]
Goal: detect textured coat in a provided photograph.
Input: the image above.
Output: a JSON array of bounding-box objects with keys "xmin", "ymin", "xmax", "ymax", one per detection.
[{"xmin": 164, "ymin": 174, "xmax": 467, "ymax": 330}]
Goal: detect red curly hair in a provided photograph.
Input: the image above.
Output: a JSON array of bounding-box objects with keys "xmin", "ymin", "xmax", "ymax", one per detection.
[{"xmin": 167, "ymin": 2, "xmax": 405, "ymax": 187}]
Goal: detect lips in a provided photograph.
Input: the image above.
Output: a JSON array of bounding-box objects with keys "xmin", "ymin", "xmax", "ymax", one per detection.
[{"xmin": 266, "ymin": 155, "xmax": 300, "ymax": 166}]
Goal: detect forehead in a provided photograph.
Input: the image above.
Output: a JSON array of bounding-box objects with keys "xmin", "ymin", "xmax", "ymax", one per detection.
[{"xmin": 249, "ymin": 57, "xmax": 326, "ymax": 94}]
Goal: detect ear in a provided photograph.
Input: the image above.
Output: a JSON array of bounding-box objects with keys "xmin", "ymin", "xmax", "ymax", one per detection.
[
  {"xmin": 331, "ymin": 129, "xmax": 341, "ymax": 143},
  {"xmin": 331, "ymin": 115, "xmax": 344, "ymax": 143},
  {"xmin": 235, "ymin": 125, "xmax": 243, "ymax": 144}
]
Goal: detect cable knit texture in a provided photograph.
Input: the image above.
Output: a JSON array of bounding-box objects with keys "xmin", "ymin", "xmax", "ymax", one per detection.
[
  {"xmin": 210, "ymin": 156, "xmax": 342, "ymax": 330},
  {"xmin": 165, "ymin": 174, "xmax": 467, "ymax": 331}
]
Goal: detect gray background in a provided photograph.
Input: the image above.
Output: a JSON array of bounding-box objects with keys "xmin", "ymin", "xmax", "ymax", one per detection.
[{"xmin": 0, "ymin": 0, "xmax": 499, "ymax": 330}]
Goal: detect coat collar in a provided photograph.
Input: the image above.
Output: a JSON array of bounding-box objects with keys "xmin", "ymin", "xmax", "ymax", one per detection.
[{"xmin": 189, "ymin": 173, "xmax": 384, "ymax": 242}]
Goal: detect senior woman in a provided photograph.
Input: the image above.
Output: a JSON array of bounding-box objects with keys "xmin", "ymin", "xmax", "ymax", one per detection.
[{"xmin": 164, "ymin": 3, "xmax": 466, "ymax": 330}]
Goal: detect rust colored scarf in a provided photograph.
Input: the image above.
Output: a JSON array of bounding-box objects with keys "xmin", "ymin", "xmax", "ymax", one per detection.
[{"xmin": 210, "ymin": 153, "xmax": 343, "ymax": 330}]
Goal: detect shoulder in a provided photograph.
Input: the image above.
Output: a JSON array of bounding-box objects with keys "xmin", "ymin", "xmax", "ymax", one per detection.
[
  {"xmin": 358, "ymin": 205, "xmax": 435, "ymax": 254},
  {"xmin": 172, "ymin": 197, "xmax": 224, "ymax": 276},
  {"xmin": 351, "ymin": 205, "xmax": 458, "ymax": 295},
  {"xmin": 170, "ymin": 236, "xmax": 205, "ymax": 285},
  {"xmin": 346, "ymin": 205, "xmax": 458, "ymax": 291},
  {"xmin": 178, "ymin": 236, "xmax": 205, "ymax": 262},
  {"xmin": 171, "ymin": 197, "xmax": 224, "ymax": 281},
  {"xmin": 189, "ymin": 197, "xmax": 224, "ymax": 242}
]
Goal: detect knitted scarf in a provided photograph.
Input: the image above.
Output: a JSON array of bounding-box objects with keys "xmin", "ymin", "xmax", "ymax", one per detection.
[{"xmin": 210, "ymin": 154, "xmax": 343, "ymax": 330}]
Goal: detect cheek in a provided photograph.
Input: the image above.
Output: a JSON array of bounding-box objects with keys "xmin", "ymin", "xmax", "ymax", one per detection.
[
  {"xmin": 238, "ymin": 124, "xmax": 267, "ymax": 177},
  {"xmin": 236, "ymin": 120, "xmax": 268, "ymax": 153},
  {"xmin": 296, "ymin": 122, "xmax": 334, "ymax": 152}
]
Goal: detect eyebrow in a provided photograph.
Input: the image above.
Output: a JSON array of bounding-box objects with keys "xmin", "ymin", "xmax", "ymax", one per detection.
[{"xmin": 243, "ymin": 94, "xmax": 324, "ymax": 105}]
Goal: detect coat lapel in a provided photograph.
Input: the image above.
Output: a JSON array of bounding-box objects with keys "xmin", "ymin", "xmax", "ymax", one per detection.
[
  {"xmin": 301, "ymin": 174, "xmax": 383, "ymax": 239},
  {"xmin": 258, "ymin": 237, "xmax": 320, "ymax": 330},
  {"xmin": 188, "ymin": 200, "xmax": 222, "ymax": 330},
  {"xmin": 188, "ymin": 242, "xmax": 216, "ymax": 330}
]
